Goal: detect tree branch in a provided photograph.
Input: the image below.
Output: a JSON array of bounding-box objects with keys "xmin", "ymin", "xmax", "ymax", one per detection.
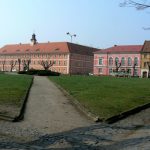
[
  {"xmin": 10, "ymin": 60, "xmax": 17, "ymax": 72},
  {"xmin": 120, "ymin": 0, "xmax": 150, "ymax": 10},
  {"xmin": 40, "ymin": 60, "xmax": 54, "ymax": 70}
]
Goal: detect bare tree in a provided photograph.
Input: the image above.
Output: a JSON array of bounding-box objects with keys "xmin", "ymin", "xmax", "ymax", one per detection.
[
  {"xmin": 40, "ymin": 60, "xmax": 54, "ymax": 70},
  {"xmin": 10, "ymin": 60, "xmax": 17, "ymax": 72},
  {"xmin": 22, "ymin": 59, "xmax": 31, "ymax": 71},
  {"xmin": 146, "ymin": 62, "xmax": 150, "ymax": 77},
  {"xmin": 132, "ymin": 63, "xmax": 137, "ymax": 76},
  {"xmin": 18, "ymin": 58, "xmax": 21, "ymax": 72},
  {"xmin": 115, "ymin": 61, "xmax": 122, "ymax": 73},
  {"xmin": 2, "ymin": 60, "xmax": 6, "ymax": 71},
  {"xmin": 120, "ymin": 0, "xmax": 150, "ymax": 10}
]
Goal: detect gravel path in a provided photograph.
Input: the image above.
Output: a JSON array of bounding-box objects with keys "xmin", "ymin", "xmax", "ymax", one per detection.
[{"xmin": 0, "ymin": 76, "xmax": 149, "ymax": 149}]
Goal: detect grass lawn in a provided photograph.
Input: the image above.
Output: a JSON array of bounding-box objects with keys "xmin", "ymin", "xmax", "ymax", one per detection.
[
  {"xmin": 50, "ymin": 75, "xmax": 150, "ymax": 120},
  {"xmin": 0, "ymin": 74, "xmax": 33, "ymax": 107}
]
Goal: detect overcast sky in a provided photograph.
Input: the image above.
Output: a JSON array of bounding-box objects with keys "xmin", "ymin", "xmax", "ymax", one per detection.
[{"xmin": 0, "ymin": 0, "xmax": 149, "ymax": 48}]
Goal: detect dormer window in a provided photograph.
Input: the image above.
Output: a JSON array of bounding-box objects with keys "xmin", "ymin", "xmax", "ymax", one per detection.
[
  {"xmin": 36, "ymin": 49, "xmax": 40, "ymax": 51},
  {"xmin": 16, "ymin": 49, "xmax": 20, "ymax": 52},
  {"xmin": 2, "ymin": 49, "xmax": 7, "ymax": 52},
  {"xmin": 55, "ymin": 48, "xmax": 60, "ymax": 51},
  {"xmin": 26, "ymin": 49, "xmax": 29, "ymax": 52}
]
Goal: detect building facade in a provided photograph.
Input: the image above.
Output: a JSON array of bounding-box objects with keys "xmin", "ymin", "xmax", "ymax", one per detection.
[
  {"xmin": 0, "ymin": 34, "xmax": 98, "ymax": 74},
  {"xmin": 94, "ymin": 45, "xmax": 142, "ymax": 76},
  {"xmin": 141, "ymin": 41, "xmax": 150, "ymax": 78}
]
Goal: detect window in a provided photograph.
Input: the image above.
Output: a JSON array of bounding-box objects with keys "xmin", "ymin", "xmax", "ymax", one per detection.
[
  {"xmin": 64, "ymin": 54, "xmax": 67, "ymax": 58},
  {"xmin": 134, "ymin": 57, "xmax": 138, "ymax": 65},
  {"xmin": 99, "ymin": 68, "xmax": 103, "ymax": 73},
  {"xmin": 58, "ymin": 61, "xmax": 61, "ymax": 65},
  {"xmin": 64, "ymin": 61, "xmax": 67, "ymax": 66},
  {"xmin": 128, "ymin": 57, "xmax": 132, "ymax": 66},
  {"xmin": 99, "ymin": 57, "xmax": 103, "ymax": 65},
  {"xmin": 115, "ymin": 57, "xmax": 119, "ymax": 65},
  {"xmin": 109, "ymin": 68, "xmax": 113, "ymax": 74},
  {"xmin": 109, "ymin": 57, "xmax": 113, "ymax": 66},
  {"xmin": 121, "ymin": 57, "xmax": 125, "ymax": 66},
  {"xmin": 54, "ymin": 61, "xmax": 56, "ymax": 65}
]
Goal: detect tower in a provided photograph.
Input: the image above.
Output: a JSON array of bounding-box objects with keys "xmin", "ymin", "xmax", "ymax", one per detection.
[{"xmin": 30, "ymin": 33, "xmax": 37, "ymax": 45}]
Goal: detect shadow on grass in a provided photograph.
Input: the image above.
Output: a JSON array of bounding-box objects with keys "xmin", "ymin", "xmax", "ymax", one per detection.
[{"xmin": 0, "ymin": 123, "xmax": 150, "ymax": 150}]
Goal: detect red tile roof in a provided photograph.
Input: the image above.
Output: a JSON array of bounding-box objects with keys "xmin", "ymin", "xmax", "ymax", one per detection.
[
  {"xmin": 0, "ymin": 42, "xmax": 98, "ymax": 56},
  {"xmin": 95, "ymin": 45, "xmax": 142, "ymax": 54}
]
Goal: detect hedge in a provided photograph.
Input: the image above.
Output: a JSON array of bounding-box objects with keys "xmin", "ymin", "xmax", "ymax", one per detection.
[{"xmin": 18, "ymin": 70, "xmax": 60, "ymax": 76}]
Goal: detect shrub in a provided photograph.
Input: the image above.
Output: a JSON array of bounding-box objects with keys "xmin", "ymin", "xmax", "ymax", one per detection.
[
  {"xmin": 37, "ymin": 70, "xmax": 60, "ymax": 76},
  {"xmin": 18, "ymin": 70, "xmax": 60, "ymax": 76},
  {"xmin": 26, "ymin": 69, "xmax": 38, "ymax": 75},
  {"xmin": 18, "ymin": 71, "xmax": 26, "ymax": 74}
]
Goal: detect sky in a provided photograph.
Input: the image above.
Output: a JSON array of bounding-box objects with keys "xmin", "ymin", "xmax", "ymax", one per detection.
[{"xmin": 0, "ymin": 0, "xmax": 149, "ymax": 48}]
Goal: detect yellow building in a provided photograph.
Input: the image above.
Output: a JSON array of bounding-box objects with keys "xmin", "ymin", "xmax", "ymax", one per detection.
[{"xmin": 141, "ymin": 41, "xmax": 150, "ymax": 78}]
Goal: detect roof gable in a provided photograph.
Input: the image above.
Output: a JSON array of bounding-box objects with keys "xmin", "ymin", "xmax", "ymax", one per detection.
[{"xmin": 141, "ymin": 41, "xmax": 150, "ymax": 52}]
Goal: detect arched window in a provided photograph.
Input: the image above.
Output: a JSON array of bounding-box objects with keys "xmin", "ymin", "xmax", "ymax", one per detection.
[
  {"xmin": 115, "ymin": 57, "xmax": 119, "ymax": 65},
  {"xmin": 128, "ymin": 57, "xmax": 132, "ymax": 66},
  {"xmin": 121, "ymin": 57, "xmax": 125, "ymax": 66},
  {"xmin": 134, "ymin": 57, "xmax": 138, "ymax": 65},
  {"xmin": 109, "ymin": 57, "xmax": 113, "ymax": 66}
]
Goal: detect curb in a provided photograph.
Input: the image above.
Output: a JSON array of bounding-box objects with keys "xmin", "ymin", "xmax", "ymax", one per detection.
[
  {"xmin": 0, "ymin": 114, "xmax": 14, "ymax": 122},
  {"xmin": 106, "ymin": 102, "xmax": 150, "ymax": 124},
  {"xmin": 13, "ymin": 76, "xmax": 34, "ymax": 122},
  {"xmin": 49, "ymin": 79, "xmax": 100, "ymax": 122}
]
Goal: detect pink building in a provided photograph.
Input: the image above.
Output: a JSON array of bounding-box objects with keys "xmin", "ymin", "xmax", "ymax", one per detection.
[{"xmin": 94, "ymin": 45, "xmax": 142, "ymax": 76}]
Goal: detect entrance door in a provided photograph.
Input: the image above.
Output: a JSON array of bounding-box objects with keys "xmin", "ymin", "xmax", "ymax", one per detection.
[{"xmin": 143, "ymin": 71, "xmax": 147, "ymax": 78}]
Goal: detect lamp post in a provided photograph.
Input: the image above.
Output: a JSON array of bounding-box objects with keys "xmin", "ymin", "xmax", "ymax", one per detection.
[{"xmin": 66, "ymin": 32, "xmax": 76, "ymax": 43}]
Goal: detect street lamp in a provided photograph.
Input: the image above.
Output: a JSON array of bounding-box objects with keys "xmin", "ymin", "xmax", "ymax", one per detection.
[{"xmin": 66, "ymin": 32, "xmax": 76, "ymax": 43}]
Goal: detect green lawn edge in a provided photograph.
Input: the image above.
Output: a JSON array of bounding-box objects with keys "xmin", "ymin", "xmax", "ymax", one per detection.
[
  {"xmin": 0, "ymin": 74, "xmax": 33, "ymax": 120},
  {"xmin": 49, "ymin": 75, "xmax": 150, "ymax": 120}
]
